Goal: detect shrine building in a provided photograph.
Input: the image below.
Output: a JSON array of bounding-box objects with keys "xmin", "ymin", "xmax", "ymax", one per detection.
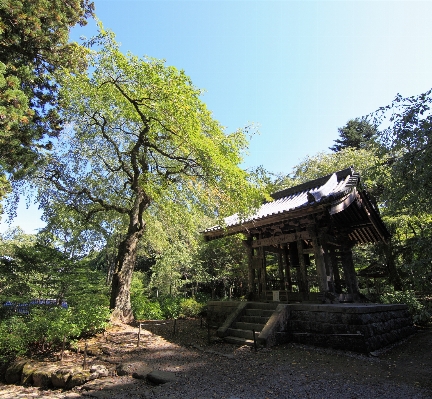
[{"xmin": 203, "ymin": 167, "xmax": 390, "ymax": 303}]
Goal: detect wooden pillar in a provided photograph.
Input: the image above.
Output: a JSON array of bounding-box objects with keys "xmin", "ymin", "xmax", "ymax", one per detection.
[
  {"xmin": 260, "ymin": 247, "xmax": 267, "ymax": 299},
  {"xmin": 297, "ymin": 239, "xmax": 309, "ymax": 299},
  {"xmin": 330, "ymin": 247, "xmax": 342, "ymax": 294},
  {"xmin": 277, "ymin": 249, "xmax": 285, "ymax": 290},
  {"xmin": 288, "ymin": 242, "xmax": 302, "ymax": 292},
  {"xmin": 311, "ymin": 232, "xmax": 329, "ymax": 292},
  {"xmin": 319, "ymin": 234, "xmax": 337, "ymax": 294},
  {"xmin": 244, "ymin": 239, "xmax": 255, "ymax": 297},
  {"xmin": 341, "ymin": 244, "xmax": 359, "ymax": 296},
  {"xmin": 321, "ymin": 241, "xmax": 336, "ymax": 294},
  {"xmin": 282, "ymin": 244, "xmax": 292, "ymax": 292}
]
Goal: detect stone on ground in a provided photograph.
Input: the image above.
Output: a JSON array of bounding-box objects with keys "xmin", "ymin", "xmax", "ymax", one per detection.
[
  {"xmin": 116, "ymin": 361, "xmax": 151, "ymax": 379},
  {"xmin": 4, "ymin": 360, "xmax": 27, "ymax": 384},
  {"xmin": 147, "ymin": 370, "xmax": 177, "ymax": 385}
]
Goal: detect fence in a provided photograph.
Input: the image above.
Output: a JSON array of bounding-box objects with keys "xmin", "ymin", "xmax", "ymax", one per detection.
[{"xmin": 2, "ymin": 299, "xmax": 68, "ymax": 315}]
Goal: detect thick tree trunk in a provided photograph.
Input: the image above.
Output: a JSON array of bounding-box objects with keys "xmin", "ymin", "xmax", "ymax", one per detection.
[
  {"xmin": 384, "ymin": 240, "xmax": 403, "ymax": 291},
  {"xmin": 110, "ymin": 231, "xmax": 142, "ymax": 323},
  {"xmin": 110, "ymin": 192, "xmax": 148, "ymax": 323}
]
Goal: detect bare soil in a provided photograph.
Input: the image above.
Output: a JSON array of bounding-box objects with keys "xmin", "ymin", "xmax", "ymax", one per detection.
[{"xmin": 1, "ymin": 319, "xmax": 431, "ymax": 398}]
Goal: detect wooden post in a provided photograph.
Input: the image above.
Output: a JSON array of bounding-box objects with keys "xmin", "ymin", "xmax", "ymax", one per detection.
[
  {"xmin": 244, "ymin": 239, "xmax": 255, "ymax": 297},
  {"xmin": 341, "ymin": 243, "xmax": 359, "ymax": 297},
  {"xmin": 297, "ymin": 239, "xmax": 309, "ymax": 299},
  {"xmin": 260, "ymin": 247, "xmax": 267, "ymax": 300},
  {"xmin": 288, "ymin": 241, "xmax": 302, "ymax": 292},
  {"xmin": 277, "ymin": 249, "xmax": 285, "ymax": 290},
  {"xmin": 330, "ymin": 247, "xmax": 342, "ymax": 294},
  {"xmin": 283, "ymin": 244, "xmax": 292, "ymax": 292},
  {"xmin": 61, "ymin": 336, "xmax": 66, "ymax": 361},
  {"xmin": 83, "ymin": 342, "xmax": 88, "ymax": 369},
  {"xmin": 137, "ymin": 323, "xmax": 141, "ymax": 347},
  {"xmin": 321, "ymin": 242, "xmax": 335, "ymax": 293},
  {"xmin": 311, "ymin": 232, "xmax": 329, "ymax": 292}
]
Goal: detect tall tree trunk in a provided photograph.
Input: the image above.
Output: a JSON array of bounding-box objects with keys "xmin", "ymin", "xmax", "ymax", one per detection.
[
  {"xmin": 384, "ymin": 240, "xmax": 403, "ymax": 291},
  {"xmin": 110, "ymin": 192, "xmax": 147, "ymax": 323}
]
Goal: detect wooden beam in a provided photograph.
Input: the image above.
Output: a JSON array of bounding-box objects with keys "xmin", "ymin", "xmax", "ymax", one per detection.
[{"xmin": 251, "ymin": 231, "xmax": 311, "ymax": 248}]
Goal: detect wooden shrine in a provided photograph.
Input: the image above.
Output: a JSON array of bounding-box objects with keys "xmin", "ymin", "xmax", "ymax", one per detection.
[{"xmin": 203, "ymin": 168, "xmax": 390, "ymax": 303}]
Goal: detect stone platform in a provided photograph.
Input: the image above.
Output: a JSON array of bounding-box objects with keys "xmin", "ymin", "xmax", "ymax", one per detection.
[
  {"xmin": 285, "ymin": 303, "xmax": 415, "ymax": 353},
  {"xmin": 207, "ymin": 301, "xmax": 416, "ymax": 353}
]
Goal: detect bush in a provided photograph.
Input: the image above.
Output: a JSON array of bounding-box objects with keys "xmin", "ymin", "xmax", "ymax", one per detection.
[
  {"xmin": 179, "ymin": 298, "xmax": 204, "ymax": 318},
  {"xmin": 0, "ymin": 301, "xmax": 111, "ymax": 367},
  {"xmin": 0, "ymin": 316, "xmax": 28, "ymax": 365},
  {"xmin": 380, "ymin": 290, "xmax": 431, "ymax": 326},
  {"xmin": 132, "ymin": 297, "xmax": 163, "ymax": 320},
  {"xmin": 159, "ymin": 296, "xmax": 181, "ymax": 319},
  {"xmin": 72, "ymin": 303, "xmax": 111, "ymax": 336}
]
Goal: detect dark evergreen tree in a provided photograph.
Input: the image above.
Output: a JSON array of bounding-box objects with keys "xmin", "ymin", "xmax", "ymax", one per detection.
[
  {"xmin": 0, "ymin": 0, "xmax": 94, "ymax": 186},
  {"xmin": 330, "ymin": 118, "xmax": 378, "ymax": 152}
]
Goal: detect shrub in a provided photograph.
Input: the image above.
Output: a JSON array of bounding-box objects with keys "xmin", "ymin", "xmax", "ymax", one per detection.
[
  {"xmin": 159, "ymin": 296, "xmax": 181, "ymax": 319},
  {"xmin": 72, "ymin": 303, "xmax": 111, "ymax": 336},
  {"xmin": 0, "ymin": 300, "xmax": 111, "ymax": 367},
  {"xmin": 381, "ymin": 290, "xmax": 431, "ymax": 326},
  {"xmin": 132, "ymin": 297, "xmax": 163, "ymax": 320},
  {"xmin": 0, "ymin": 316, "xmax": 28, "ymax": 365},
  {"xmin": 179, "ymin": 298, "xmax": 204, "ymax": 318}
]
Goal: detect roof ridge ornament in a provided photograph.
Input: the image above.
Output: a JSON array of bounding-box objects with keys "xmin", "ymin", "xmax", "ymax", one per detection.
[{"xmin": 307, "ymin": 173, "xmax": 338, "ymax": 203}]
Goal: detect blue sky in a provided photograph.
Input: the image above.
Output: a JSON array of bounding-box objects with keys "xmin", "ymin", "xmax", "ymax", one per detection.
[{"xmin": 3, "ymin": 0, "xmax": 432, "ymax": 234}]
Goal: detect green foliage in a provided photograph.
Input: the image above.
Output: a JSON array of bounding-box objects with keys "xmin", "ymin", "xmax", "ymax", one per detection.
[
  {"xmin": 130, "ymin": 272, "xmax": 205, "ymax": 319},
  {"xmin": 179, "ymin": 297, "xmax": 204, "ymax": 318},
  {"xmin": 34, "ymin": 27, "xmax": 262, "ymax": 320},
  {"xmin": 371, "ymin": 89, "xmax": 432, "ymax": 216},
  {"xmin": 197, "ymin": 234, "xmax": 248, "ymax": 299},
  {"xmin": 0, "ymin": 316, "xmax": 28, "ymax": 364},
  {"xmin": 159, "ymin": 296, "xmax": 181, "ymax": 319},
  {"xmin": 72, "ymin": 303, "xmax": 111, "ymax": 336},
  {"xmin": 0, "ymin": 235, "xmax": 108, "ymax": 307},
  {"xmin": 133, "ymin": 299, "xmax": 163, "ymax": 320},
  {"xmin": 330, "ymin": 118, "xmax": 379, "ymax": 152},
  {"xmin": 0, "ymin": 0, "xmax": 94, "ymax": 182},
  {"xmin": 380, "ymin": 290, "xmax": 431, "ymax": 326},
  {"xmin": 0, "ymin": 229, "xmax": 111, "ymax": 365},
  {"xmin": 130, "ymin": 272, "xmax": 163, "ymax": 320},
  {"xmin": 0, "ymin": 302, "xmax": 110, "ymax": 367}
]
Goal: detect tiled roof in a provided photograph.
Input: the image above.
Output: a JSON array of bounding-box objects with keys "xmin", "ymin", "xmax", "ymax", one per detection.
[{"xmin": 204, "ymin": 168, "xmax": 358, "ymax": 234}]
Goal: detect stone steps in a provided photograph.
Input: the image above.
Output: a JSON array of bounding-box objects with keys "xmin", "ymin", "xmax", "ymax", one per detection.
[
  {"xmin": 233, "ymin": 321, "xmax": 265, "ymax": 331},
  {"xmin": 223, "ymin": 302, "xmax": 278, "ymax": 346}
]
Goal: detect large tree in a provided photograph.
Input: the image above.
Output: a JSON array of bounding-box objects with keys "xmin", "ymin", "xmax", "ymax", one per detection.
[
  {"xmin": 329, "ymin": 118, "xmax": 379, "ymax": 152},
  {"xmin": 36, "ymin": 30, "xmax": 261, "ymax": 322},
  {"xmin": 0, "ymin": 0, "xmax": 94, "ymax": 191},
  {"xmin": 371, "ymin": 90, "xmax": 432, "ymax": 215},
  {"xmin": 367, "ymin": 89, "xmax": 432, "ymax": 294}
]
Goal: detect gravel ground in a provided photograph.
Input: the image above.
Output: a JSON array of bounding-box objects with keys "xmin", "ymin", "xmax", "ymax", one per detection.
[{"xmin": 0, "ymin": 319, "xmax": 431, "ymax": 399}]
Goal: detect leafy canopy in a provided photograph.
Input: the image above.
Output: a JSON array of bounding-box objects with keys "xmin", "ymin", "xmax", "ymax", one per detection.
[
  {"xmin": 38, "ymin": 28, "xmax": 261, "ymax": 229},
  {"xmin": 370, "ymin": 89, "xmax": 432, "ymax": 215},
  {"xmin": 0, "ymin": 0, "xmax": 94, "ymax": 189}
]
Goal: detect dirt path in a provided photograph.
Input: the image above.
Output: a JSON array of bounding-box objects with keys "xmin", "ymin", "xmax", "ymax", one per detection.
[{"xmin": 1, "ymin": 320, "xmax": 431, "ymax": 398}]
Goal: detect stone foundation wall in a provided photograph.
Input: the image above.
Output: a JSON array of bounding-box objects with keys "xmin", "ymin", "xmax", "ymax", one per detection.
[{"xmin": 286, "ymin": 303, "xmax": 416, "ymax": 353}]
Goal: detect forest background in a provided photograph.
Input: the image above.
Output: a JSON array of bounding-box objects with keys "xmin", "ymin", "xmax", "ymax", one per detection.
[{"xmin": 0, "ymin": 0, "xmax": 432, "ymax": 366}]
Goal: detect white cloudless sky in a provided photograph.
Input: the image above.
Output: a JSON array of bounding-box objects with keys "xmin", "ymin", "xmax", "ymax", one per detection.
[{"xmin": 2, "ymin": 0, "xmax": 432, "ymax": 234}]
